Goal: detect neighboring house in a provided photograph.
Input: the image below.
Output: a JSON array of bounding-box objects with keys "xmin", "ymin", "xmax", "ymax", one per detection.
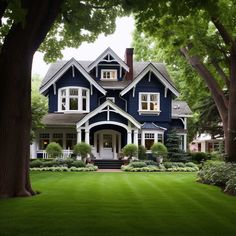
[
  {"xmin": 189, "ymin": 133, "xmax": 224, "ymax": 153},
  {"xmin": 31, "ymin": 47, "xmax": 192, "ymax": 159}
]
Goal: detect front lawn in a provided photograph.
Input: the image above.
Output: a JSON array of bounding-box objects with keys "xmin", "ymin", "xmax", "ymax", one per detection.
[{"xmin": 0, "ymin": 172, "xmax": 236, "ymax": 236}]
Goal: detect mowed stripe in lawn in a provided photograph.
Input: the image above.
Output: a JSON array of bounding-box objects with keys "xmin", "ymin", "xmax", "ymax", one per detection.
[{"xmin": 0, "ymin": 172, "xmax": 236, "ymax": 236}]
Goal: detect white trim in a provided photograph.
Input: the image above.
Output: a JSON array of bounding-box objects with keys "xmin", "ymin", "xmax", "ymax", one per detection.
[
  {"xmin": 57, "ymin": 86, "xmax": 90, "ymax": 112},
  {"xmin": 140, "ymin": 130, "xmax": 165, "ymax": 150},
  {"xmin": 87, "ymin": 47, "xmax": 129, "ymax": 72},
  {"xmin": 138, "ymin": 92, "xmax": 160, "ymax": 115},
  {"xmin": 53, "ymin": 83, "xmax": 56, "ymax": 95},
  {"xmin": 106, "ymin": 97, "xmax": 115, "ymax": 103},
  {"xmin": 40, "ymin": 58, "xmax": 106, "ymax": 95},
  {"xmin": 76, "ymin": 100, "xmax": 141, "ymax": 129},
  {"xmin": 100, "ymin": 69, "xmax": 117, "ymax": 81},
  {"xmin": 120, "ymin": 63, "xmax": 179, "ymax": 97},
  {"xmin": 172, "ymin": 114, "xmax": 193, "ymax": 118},
  {"xmin": 88, "ymin": 121, "xmax": 129, "ymax": 131},
  {"xmin": 177, "ymin": 132, "xmax": 187, "ymax": 151}
]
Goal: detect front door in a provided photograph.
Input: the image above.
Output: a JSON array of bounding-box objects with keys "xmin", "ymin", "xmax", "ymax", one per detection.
[
  {"xmin": 101, "ymin": 134, "xmax": 113, "ymax": 159},
  {"xmin": 94, "ymin": 130, "xmax": 121, "ymax": 159}
]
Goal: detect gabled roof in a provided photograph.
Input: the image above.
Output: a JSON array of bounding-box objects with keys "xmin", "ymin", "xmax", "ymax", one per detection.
[
  {"xmin": 87, "ymin": 47, "xmax": 129, "ymax": 72},
  {"xmin": 142, "ymin": 122, "xmax": 167, "ymax": 130},
  {"xmin": 39, "ymin": 58, "xmax": 106, "ymax": 95},
  {"xmin": 76, "ymin": 100, "xmax": 141, "ymax": 129},
  {"xmin": 172, "ymin": 100, "xmax": 192, "ymax": 117},
  {"xmin": 120, "ymin": 63, "xmax": 179, "ymax": 97}
]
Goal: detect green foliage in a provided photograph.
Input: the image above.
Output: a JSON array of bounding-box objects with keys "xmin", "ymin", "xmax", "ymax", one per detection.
[
  {"xmin": 30, "ymin": 159, "xmax": 43, "ymax": 168},
  {"xmin": 73, "ymin": 142, "xmax": 92, "ymax": 160},
  {"xmin": 46, "ymin": 142, "xmax": 62, "ymax": 159},
  {"xmin": 225, "ymin": 177, "xmax": 236, "ymax": 195},
  {"xmin": 122, "ymin": 144, "xmax": 138, "ymax": 160},
  {"xmin": 163, "ymin": 162, "xmax": 198, "ymax": 169},
  {"xmin": 138, "ymin": 145, "xmax": 147, "ymax": 160},
  {"xmin": 151, "ymin": 142, "xmax": 168, "ymax": 157},
  {"xmin": 144, "ymin": 160, "xmax": 157, "ymax": 166},
  {"xmin": 72, "ymin": 160, "xmax": 86, "ymax": 168},
  {"xmin": 30, "ymin": 165, "xmax": 97, "ymax": 172},
  {"xmin": 165, "ymin": 130, "xmax": 182, "ymax": 160},
  {"xmin": 198, "ymin": 161, "xmax": 236, "ymax": 186},
  {"xmin": 191, "ymin": 152, "xmax": 210, "ymax": 163},
  {"xmin": 129, "ymin": 161, "xmax": 147, "ymax": 168},
  {"xmin": 31, "ymin": 75, "xmax": 47, "ymax": 142}
]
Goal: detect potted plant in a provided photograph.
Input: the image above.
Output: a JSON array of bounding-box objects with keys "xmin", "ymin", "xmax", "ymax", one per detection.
[
  {"xmin": 122, "ymin": 144, "xmax": 138, "ymax": 161},
  {"xmin": 45, "ymin": 142, "xmax": 62, "ymax": 159},
  {"xmin": 73, "ymin": 142, "xmax": 92, "ymax": 163},
  {"xmin": 151, "ymin": 142, "xmax": 168, "ymax": 164}
]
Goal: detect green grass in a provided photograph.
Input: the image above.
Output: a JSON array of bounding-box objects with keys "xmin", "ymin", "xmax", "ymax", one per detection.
[{"xmin": 0, "ymin": 172, "xmax": 236, "ymax": 236}]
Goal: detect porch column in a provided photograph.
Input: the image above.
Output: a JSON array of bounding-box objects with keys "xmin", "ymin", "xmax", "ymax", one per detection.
[
  {"xmin": 184, "ymin": 134, "xmax": 187, "ymax": 152},
  {"xmin": 85, "ymin": 130, "xmax": 90, "ymax": 144},
  {"xmin": 77, "ymin": 128, "xmax": 82, "ymax": 143},
  {"xmin": 133, "ymin": 130, "xmax": 138, "ymax": 146},
  {"xmin": 127, "ymin": 130, "xmax": 132, "ymax": 144}
]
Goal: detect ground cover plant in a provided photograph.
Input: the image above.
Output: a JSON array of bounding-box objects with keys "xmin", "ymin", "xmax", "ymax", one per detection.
[{"xmin": 0, "ymin": 172, "xmax": 236, "ymax": 236}]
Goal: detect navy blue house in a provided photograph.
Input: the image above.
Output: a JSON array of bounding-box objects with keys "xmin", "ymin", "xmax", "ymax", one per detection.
[{"xmin": 31, "ymin": 48, "xmax": 192, "ymax": 159}]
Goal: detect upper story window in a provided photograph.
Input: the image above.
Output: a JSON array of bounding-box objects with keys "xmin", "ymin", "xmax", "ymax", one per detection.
[
  {"xmin": 58, "ymin": 87, "xmax": 89, "ymax": 112},
  {"xmin": 101, "ymin": 69, "xmax": 117, "ymax": 80},
  {"xmin": 139, "ymin": 92, "xmax": 160, "ymax": 115}
]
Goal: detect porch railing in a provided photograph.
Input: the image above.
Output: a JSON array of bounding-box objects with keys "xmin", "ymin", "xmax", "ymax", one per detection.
[{"xmin": 37, "ymin": 150, "xmax": 74, "ymax": 159}]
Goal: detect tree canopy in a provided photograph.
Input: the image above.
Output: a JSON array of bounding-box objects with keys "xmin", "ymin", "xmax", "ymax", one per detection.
[{"xmin": 129, "ymin": 0, "xmax": 236, "ymax": 162}]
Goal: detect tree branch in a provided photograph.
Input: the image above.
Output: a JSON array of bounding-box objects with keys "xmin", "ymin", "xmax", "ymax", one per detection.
[
  {"xmin": 180, "ymin": 47, "xmax": 228, "ymax": 120},
  {"xmin": 211, "ymin": 17, "xmax": 236, "ymax": 53},
  {"xmin": 211, "ymin": 58, "xmax": 230, "ymax": 89},
  {"xmin": 0, "ymin": 0, "xmax": 8, "ymax": 27}
]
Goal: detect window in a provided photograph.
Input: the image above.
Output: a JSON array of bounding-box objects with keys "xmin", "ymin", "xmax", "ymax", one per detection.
[
  {"xmin": 58, "ymin": 87, "xmax": 89, "ymax": 112},
  {"xmin": 39, "ymin": 133, "xmax": 50, "ymax": 150},
  {"xmin": 66, "ymin": 133, "xmax": 77, "ymax": 149},
  {"xmin": 139, "ymin": 93, "xmax": 160, "ymax": 114},
  {"xmin": 140, "ymin": 132, "xmax": 164, "ymax": 150},
  {"xmin": 101, "ymin": 69, "xmax": 117, "ymax": 80},
  {"xmin": 145, "ymin": 133, "xmax": 155, "ymax": 150},
  {"xmin": 52, "ymin": 133, "xmax": 63, "ymax": 147}
]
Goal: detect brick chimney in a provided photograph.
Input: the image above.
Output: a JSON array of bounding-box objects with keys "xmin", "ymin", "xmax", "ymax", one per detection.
[{"xmin": 125, "ymin": 48, "xmax": 134, "ymax": 80}]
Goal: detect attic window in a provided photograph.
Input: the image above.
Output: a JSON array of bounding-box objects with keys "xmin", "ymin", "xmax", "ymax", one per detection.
[{"xmin": 101, "ymin": 69, "xmax": 117, "ymax": 80}]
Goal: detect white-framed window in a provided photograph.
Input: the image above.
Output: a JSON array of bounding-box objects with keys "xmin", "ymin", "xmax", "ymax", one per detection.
[
  {"xmin": 58, "ymin": 87, "xmax": 89, "ymax": 112},
  {"xmin": 140, "ymin": 131, "xmax": 164, "ymax": 151},
  {"xmin": 101, "ymin": 69, "xmax": 117, "ymax": 80},
  {"xmin": 106, "ymin": 97, "xmax": 115, "ymax": 103},
  {"xmin": 139, "ymin": 93, "xmax": 160, "ymax": 114}
]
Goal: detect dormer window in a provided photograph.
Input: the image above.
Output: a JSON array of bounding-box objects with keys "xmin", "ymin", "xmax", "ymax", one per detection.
[
  {"xmin": 58, "ymin": 87, "xmax": 89, "ymax": 113},
  {"xmin": 101, "ymin": 69, "xmax": 117, "ymax": 80}
]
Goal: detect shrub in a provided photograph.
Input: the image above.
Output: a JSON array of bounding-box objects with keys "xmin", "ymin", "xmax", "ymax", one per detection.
[
  {"xmin": 129, "ymin": 161, "xmax": 147, "ymax": 168},
  {"xmin": 151, "ymin": 142, "xmax": 167, "ymax": 164},
  {"xmin": 30, "ymin": 159, "xmax": 43, "ymax": 168},
  {"xmin": 144, "ymin": 160, "xmax": 157, "ymax": 166},
  {"xmin": 138, "ymin": 145, "xmax": 147, "ymax": 160},
  {"xmin": 122, "ymin": 144, "xmax": 138, "ymax": 160},
  {"xmin": 185, "ymin": 162, "xmax": 197, "ymax": 168},
  {"xmin": 210, "ymin": 151, "xmax": 224, "ymax": 161},
  {"xmin": 73, "ymin": 142, "xmax": 92, "ymax": 162},
  {"xmin": 41, "ymin": 160, "xmax": 56, "ymax": 167},
  {"xmin": 46, "ymin": 142, "xmax": 62, "ymax": 159},
  {"xmin": 198, "ymin": 161, "xmax": 236, "ymax": 186},
  {"xmin": 225, "ymin": 177, "xmax": 236, "ymax": 195},
  {"xmin": 191, "ymin": 152, "xmax": 209, "ymax": 163},
  {"xmin": 72, "ymin": 160, "xmax": 86, "ymax": 168}
]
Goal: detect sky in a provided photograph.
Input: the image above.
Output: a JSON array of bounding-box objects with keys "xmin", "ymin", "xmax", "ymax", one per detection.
[{"xmin": 32, "ymin": 16, "xmax": 135, "ymax": 77}]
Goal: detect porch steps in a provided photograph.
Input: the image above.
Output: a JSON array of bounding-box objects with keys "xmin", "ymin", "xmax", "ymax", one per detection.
[{"xmin": 93, "ymin": 160, "xmax": 126, "ymax": 169}]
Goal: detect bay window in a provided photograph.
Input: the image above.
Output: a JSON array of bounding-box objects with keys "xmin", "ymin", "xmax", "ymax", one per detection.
[
  {"xmin": 139, "ymin": 93, "xmax": 160, "ymax": 114},
  {"xmin": 58, "ymin": 87, "xmax": 89, "ymax": 112}
]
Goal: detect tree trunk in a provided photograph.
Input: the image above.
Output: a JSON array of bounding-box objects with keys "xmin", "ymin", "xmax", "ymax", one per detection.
[
  {"xmin": 227, "ymin": 50, "xmax": 236, "ymax": 162},
  {"xmin": 0, "ymin": 0, "xmax": 63, "ymax": 198}
]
